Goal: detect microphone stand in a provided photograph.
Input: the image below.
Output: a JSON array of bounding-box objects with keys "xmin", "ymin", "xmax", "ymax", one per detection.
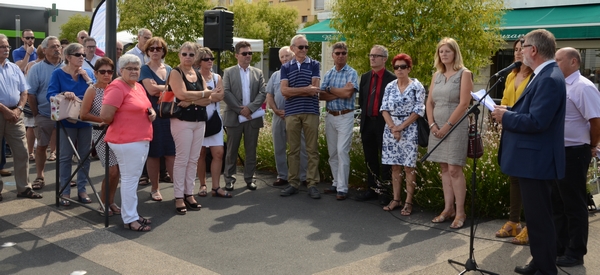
[{"xmin": 421, "ymin": 75, "xmax": 505, "ymax": 275}]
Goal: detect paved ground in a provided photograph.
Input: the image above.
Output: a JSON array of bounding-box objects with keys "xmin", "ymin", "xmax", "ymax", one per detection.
[{"xmin": 1, "ymin": 157, "xmax": 599, "ymax": 274}]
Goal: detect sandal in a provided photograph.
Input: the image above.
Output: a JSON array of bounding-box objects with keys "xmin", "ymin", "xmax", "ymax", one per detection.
[
  {"xmin": 32, "ymin": 178, "xmax": 45, "ymax": 190},
  {"xmin": 138, "ymin": 216, "xmax": 152, "ymax": 225},
  {"xmin": 78, "ymin": 193, "xmax": 92, "ymax": 204},
  {"xmin": 160, "ymin": 173, "xmax": 172, "ymax": 183},
  {"xmin": 150, "ymin": 190, "xmax": 163, "ymax": 202},
  {"xmin": 47, "ymin": 151, "xmax": 56, "ymax": 161},
  {"xmin": 211, "ymin": 187, "xmax": 232, "ymax": 198},
  {"xmin": 495, "ymin": 221, "xmax": 522, "ymax": 238},
  {"xmin": 97, "ymin": 206, "xmax": 114, "ymax": 217},
  {"xmin": 184, "ymin": 194, "xmax": 202, "ymax": 211},
  {"xmin": 29, "ymin": 154, "xmax": 35, "ymax": 162},
  {"xmin": 400, "ymin": 202, "xmax": 413, "ymax": 216},
  {"xmin": 124, "ymin": 221, "xmax": 151, "ymax": 232},
  {"xmin": 60, "ymin": 195, "xmax": 71, "ymax": 206},
  {"xmin": 511, "ymin": 226, "xmax": 529, "ymax": 245},
  {"xmin": 175, "ymin": 198, "xmax": 187, "ymax": 215},
  {"xmin": 109, "ymin": 203, "xmax": 121, "ymax": 215},
  {"xmin": 138, "ymin": 175, "xmax": 150, "ymax": 186},
  {"xmin": 383, "ymin": 200, "xmax": 401, "ymax": 211},
  {"xmin": 70, "ymin": 180, "xmax": 76, "ymax": 187},
  {"xmin": 198, "ymin": 185, "xmax": 208, "ymax": 197},
  {"xmin": 450, "ymin": 215, "xmax": 467, "ymax": 229},
  {"xmin": 16, "ymin": 188, "xmax": 43, "ymax": 199},
  {"xmin": 432, "ymin": 211, "xmax": 456, "ymax": 223}
]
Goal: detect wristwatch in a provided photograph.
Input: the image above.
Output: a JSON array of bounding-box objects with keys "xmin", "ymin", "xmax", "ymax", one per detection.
[{"xmin": 17, "ymin": 106, "xmax": 24, "ymax": 112}]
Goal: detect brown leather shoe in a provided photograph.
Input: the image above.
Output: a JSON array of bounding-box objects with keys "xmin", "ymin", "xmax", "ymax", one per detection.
[
  {"xmin": 273, "ymin": 178, "xmax": 288, "ymax": 186},
  {"xmin": 0, "ymin": 169, "xmax": 12, "ymax": 177}
]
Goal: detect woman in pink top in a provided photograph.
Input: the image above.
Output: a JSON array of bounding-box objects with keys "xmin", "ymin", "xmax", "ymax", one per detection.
[{"xmin": 100, "ymin": 54, "xmax": 156, "ymax": 232}]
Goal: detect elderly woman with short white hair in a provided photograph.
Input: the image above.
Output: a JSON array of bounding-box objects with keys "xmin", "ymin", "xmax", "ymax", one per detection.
[{"xmin": 101, "ymin": 54, "xmax": 156, "ymax": 232}]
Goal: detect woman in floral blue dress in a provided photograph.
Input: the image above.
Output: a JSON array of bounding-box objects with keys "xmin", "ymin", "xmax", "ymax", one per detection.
[{"xmin": 380, "ymin": 53, "xmax": 426, "ymax": 216}]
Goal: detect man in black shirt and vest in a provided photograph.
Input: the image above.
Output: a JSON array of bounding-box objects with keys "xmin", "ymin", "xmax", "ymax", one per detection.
[{"xmin": 356, "ymin": 45, "xmax": 395, "ymax": 202}]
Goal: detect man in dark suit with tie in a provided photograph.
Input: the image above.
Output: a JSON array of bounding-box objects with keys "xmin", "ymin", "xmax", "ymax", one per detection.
[
  {"xmin": 222, "ymin": 41, "xmax": 267, "ymax": 191},
  {"xmin": 356, "ymin": 45, "xmax": 396, "ymax": 201},
  {"xmin": 492, "ymin": 29, "xmax": 566, "ymax": 275}
]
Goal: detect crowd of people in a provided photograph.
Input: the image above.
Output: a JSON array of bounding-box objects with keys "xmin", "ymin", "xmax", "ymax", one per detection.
[{"xmin": 0, "ymin": 27, "xmax": 596, "ymax": 273}]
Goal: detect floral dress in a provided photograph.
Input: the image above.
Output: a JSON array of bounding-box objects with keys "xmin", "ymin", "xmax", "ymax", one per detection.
[
  {"xmin": 380, "ymin": 78, "xmax": 426, "ymax": 167},
  {"xmin": 90, "ymin": 86, "xmax": 118, "ymax": 167}
]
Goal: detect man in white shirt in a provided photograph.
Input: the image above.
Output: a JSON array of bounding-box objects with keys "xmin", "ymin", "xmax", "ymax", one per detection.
[
  {"xmin": 82, "ymin": 37, "xmax": 100, "ymax": 71},
  {"xmin": 125, "ymin": 28, "xmax": 152, "ymax": 64}
]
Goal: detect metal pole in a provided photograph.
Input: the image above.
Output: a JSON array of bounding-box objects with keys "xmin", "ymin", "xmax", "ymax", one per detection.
[{"xmin": 106, "ymin": 0, "xmax": 117, "ymax": 77}]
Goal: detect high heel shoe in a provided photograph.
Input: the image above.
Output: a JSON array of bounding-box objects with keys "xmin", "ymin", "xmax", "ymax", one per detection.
[
  {"xmin": 184, "ymin": 195, "xmax": 202, "ymax": 211},
  {"xmin": 383, "ymin": 200, "xmax": 401, "ymax": 211},
  {"xmin": 432, "ymin": 211, "xmax": 456, "ymax": 223},
  {"xmin": 212, "ymin": 187, "xmax": 232, "ymax": 198},
  {"xmin": 175, "ymin": 198, "xmax": 187, "ymax": 215}
]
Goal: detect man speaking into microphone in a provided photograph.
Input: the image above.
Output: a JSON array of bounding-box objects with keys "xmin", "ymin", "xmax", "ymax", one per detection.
[{"xmin": 492, "ymin": 29, "xmax": 566, "ymax": 275}]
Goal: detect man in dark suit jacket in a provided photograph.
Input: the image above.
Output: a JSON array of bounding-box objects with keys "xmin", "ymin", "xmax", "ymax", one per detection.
[
  {"xmin": 222, "ymin": 41, "xmax": 266, "ymax": 191},
  {"xmin": 493, "ymin": 29, "xmax": 566, "ymax": 275},
  {"xmin": 356, "ymin": 45, "xmax": 395, "ymax": 201}
]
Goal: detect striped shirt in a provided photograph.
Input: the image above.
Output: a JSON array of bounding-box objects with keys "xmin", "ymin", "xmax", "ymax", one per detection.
[
  {"xmin": 320, "ymin": 64, "xmax": 358, "ymax": 111},
  {"xmin": 280, "ymin": 57, "xmax": 320, "ymax": 116}
]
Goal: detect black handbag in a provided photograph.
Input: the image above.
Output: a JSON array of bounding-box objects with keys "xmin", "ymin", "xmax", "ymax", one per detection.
[
  {"xmin": 204, "ymin": 103, "xmax": 222, "ymax": 137},
  {"xmin": 416, "ymin": 116, "xmax": 429, "ymax": 147}
]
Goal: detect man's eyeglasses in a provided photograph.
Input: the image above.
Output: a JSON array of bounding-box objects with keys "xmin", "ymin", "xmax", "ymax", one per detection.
[
  {"xmin": 86, "ymin": 45, "xmax": 97, "ymax": 49},
  {"xmin": 97, "ymin": 70, "xmax": 114, "ymax": 75},
  {"xmin": 240, "ymin": 51, "xmax": 253, "ymax": 56},
  {"xmin": 148, "ymin": 46, "xmax": 163, "ymax": 52},
  {"xmin": 0, "ymin": 46, "xmax": 12, "ymax": 50},
  {"xmin": 24, "ymin": 37, "xmax": 35, "ymax": 40},
  {"xmin": 334, "ymin": 52, "xmax": 347, "ymax": 56},
  {"xmin": 369, "ymin": 54, "xmax": 386, "ymax": 58},
  {"xmin": 181, "ymin": 52, "xmax": 195, "ymax": 57},
  {"xmin": 297, "ymin": 45, "xmax": 309, "ymax": 50},
  {"xmin": 201, "ymin": 57, "xmax": 215, "ymax": 61},
  {"xmin": 70, "ymin": 53, "xmax": 85, "ymax": 57},
  {"xmin": 393, "ymin": 64, "xmax": 410, "ymax": 70}
]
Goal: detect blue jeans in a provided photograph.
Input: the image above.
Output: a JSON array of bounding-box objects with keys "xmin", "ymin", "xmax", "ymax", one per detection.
[{"xmin": 59, "ymin": 126, "xmax": 92, "ymax": 196}]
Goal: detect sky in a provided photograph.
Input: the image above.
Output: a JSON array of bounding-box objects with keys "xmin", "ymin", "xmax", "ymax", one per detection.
[{"xmin": 1, "ymin": 0, "xmax": 85, "ymax": 12}]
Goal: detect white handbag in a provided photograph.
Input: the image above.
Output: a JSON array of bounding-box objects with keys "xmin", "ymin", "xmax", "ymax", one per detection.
[{"xmin": 50, "ymin": 93, "xmax": 82, "ymax": 122}]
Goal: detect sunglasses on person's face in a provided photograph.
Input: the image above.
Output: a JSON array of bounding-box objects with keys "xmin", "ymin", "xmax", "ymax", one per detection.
[
  {"xmin": 334, "ymin": 51, "xmax": 347, "ymax": 56},
  {"xmin": 24, "ymin": 37, "xmax": 35, "ymax": 40},
  {"xmin": 297, "ymin": 45, "xmax": 309, "ymax": 50},
  {"xmin": 201, "ymin": 57, "xmax": 215, "ymax": 61},
  {"xmin": 240, "ymin": 51, "xmax": 253, "ymax": 56},
  {"xmin": 393, "ymin": 64, "xmax": 409, "ymax": 70},
  {"xmin": 181, "ymin": 52, "xmax": 195, "ymax": 57},
  {"xmin": 149, "ymin": 46, "xmax": 163, "ymax": 52},
  {"xmin": 97, "ymin": 70, "xmax": 114, "ymax": 75},
  {"xmin": 70, "ymin": 53, "xmax": 85, "ymax": 57},
  {"xmin": 124, "ymin": 67, "xmax": 140, "ymax": 71}
]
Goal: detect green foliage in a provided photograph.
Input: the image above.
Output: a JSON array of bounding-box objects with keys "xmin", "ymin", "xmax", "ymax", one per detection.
[
  {"xmin": 59, "ymin": 14, "xmax": 91, "ymax": 43},
  {"xmin": 117, "ymin": 0, "xmax": 212, "ymax": 67},
  {"xmin": 219, "ymin": 0, "xmax": 299, "ymax": 69},
  {"xmin": 331, "ymin": 0, "xmax": 506, "ymax": 85}
]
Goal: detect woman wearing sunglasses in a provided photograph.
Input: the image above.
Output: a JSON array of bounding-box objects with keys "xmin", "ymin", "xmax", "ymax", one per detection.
[
  {"xmin": 139, "ymin": 37, "xmax": 175, "ymax": 202},
  {"xmin": 80, "ymin": 57, "xmax": 121, "ymax": 216},
  {"xmin": 380, "ymin": 53, "xmax": 425, "ymax": 216},
  {"xmin": 47, "ymin": 43, "xmax": 96, "ymax": 206},
  {"xmin": 170, "ymin": 42, "xmax": 212, "ymax": 215}
]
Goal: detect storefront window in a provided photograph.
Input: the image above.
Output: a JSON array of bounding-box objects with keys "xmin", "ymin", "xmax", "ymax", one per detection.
[{"xmin": 581, "ymin": 49, "xmax": 600, "ymax": 89}]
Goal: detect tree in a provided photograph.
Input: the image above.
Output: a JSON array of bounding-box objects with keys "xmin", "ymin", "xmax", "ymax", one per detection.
[
  {"xmin": 59, "ymin": 14, "xmax": 91, "ymax": 43},
  {"xmin": 303, "ymin": 18, "xmax": 322, "ymax": 63},
  {"xmin": 117, "ymin": 0, "xmax": 212, "ymax": 66},
  {"xmin": 218, "ymin": 0, "xmax": 299, "ymax": 69},
  {"xmin": 331, "ymin": 0, "xmax": 506, "ymax": 84}
]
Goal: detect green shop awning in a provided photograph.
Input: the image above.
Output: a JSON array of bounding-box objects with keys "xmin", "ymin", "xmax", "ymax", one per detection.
[
  {"xmin": 501, "ymin": 4, "xmax": 600, "ymax": 40},
  {"xmin": 297, "ymin": 19, "xmax": 343, "ymax": 42}
]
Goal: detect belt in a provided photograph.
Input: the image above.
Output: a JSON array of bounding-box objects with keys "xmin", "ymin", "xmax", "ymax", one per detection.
[
  {"xmin": 565, "ymin": 144, "xmax": 590, "ymax": 150},
  {"xmin": 327, "ymin": 109, "xmax": 353, "ymax": 116}
]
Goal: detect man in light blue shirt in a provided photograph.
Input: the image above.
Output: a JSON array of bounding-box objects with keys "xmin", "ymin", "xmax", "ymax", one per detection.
[
  {"xmin": 27, "ymin": 36, "xmax": 63, "ymax": 189},
  {"xmin": 0, "ymin": 34, "xmax": 42, "ymax": 201},
  {"xmin": 319, "ymin": 42, "xmax": 359, "ymax": 200}
]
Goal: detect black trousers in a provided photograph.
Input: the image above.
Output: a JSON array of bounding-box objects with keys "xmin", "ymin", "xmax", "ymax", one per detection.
[
  {"xmin": 361, "ymin": 116, "xmax": 390, "ymax": 189},
  {"xmin": 519, "ymin": 177, "xmax": 557, "ymax": 275},
  {"xmin": 552, "ymin": 145, "xmax": 590, "ymax": 259}
]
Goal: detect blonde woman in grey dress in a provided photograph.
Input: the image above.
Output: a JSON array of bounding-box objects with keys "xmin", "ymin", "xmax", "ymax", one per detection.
[{"xmin": 426, "ymin": 37, "xmax": 473, "ymax": 229}]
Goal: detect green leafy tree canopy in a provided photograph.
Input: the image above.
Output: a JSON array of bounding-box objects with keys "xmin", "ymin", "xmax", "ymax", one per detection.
[
  {"xmin": 332, "ymin": 0, "xmax": 506, "ymax": 84},
  {"xmin": 118, "ymin": 0, "xmax": 212, "ymax": 66},
  {"xmin": 59, "ymin": 14, "xmax": 91, "ymax": 43}
]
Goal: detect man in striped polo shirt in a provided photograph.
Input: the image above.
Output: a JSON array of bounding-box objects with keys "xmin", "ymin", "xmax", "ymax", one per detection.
[
  {"xmin": 279, "ymin": 35, "xmax": 321, "ymax": 199},
  {"xmin": 319, "ymin": 42, "xmax": 358, "ymax": 201}
]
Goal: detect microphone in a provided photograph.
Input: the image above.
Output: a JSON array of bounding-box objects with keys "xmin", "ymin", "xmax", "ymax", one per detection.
[{"xmin": 494, "ymin": 61, "xmax": 522, "ymax": 77}]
